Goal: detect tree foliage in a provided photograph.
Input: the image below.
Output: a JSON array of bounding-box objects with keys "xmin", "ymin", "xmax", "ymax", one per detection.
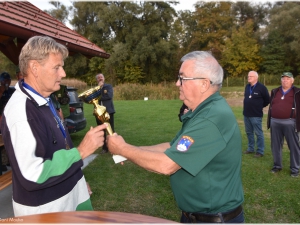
[
  {"xmin": 231, "ymin": 2, "xmax": 270, "ymax": 31},
  {"xmin": 0, "ymin": 52, "xmax": 16, "ymax": 76},
  {"xmin": 259, "ymin": 30, "xmax": 287, "ymax": 75},
  {"xmin": 221, "ymin": 20, "xmax": 262, "ymax": 77},
  {"xmin": 2, "ymin": 1, "xmax": 300, "ymax": 82},
  {"xmin": 70, "ymin": 1, "xmax": 179, "ymax": 84},
  {"xmin": 44, "ymin": 1, "xmax": 70, "ymax": 24},
  {"xmin": 267, "ymin": 2, "xmax": 300, "ymax": 75},
  {"xmin": 188, "ymin": 2, "xmax": 233, "ymax": 60}
]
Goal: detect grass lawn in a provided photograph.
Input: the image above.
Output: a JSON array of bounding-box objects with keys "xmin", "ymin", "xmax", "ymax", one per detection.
[{"xmin": 70, "ymin": 98, "xmax": 300, "ymax": 223}]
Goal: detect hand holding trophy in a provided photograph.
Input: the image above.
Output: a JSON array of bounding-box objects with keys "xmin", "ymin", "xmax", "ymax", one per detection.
[{"xmin": 78, "ymin": 86, "xmax": 127, "ymax": 163}]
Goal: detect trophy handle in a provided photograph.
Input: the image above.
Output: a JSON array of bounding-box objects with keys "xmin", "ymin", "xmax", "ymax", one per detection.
[
  {"xmin": 104, "ymin": 122, "xmax": 113, "ymax": 135},
  {"xmin": 93, "ymin": 104, "xmax": 112, "ymax": 135}
]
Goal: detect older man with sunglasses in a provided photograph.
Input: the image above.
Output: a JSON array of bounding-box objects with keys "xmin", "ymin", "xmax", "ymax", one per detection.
[{"xmin": 107, "ymin": 51, "xmax": 244, "ymax": 223}]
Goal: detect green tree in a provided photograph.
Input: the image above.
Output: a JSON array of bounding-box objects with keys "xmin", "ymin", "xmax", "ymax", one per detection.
[
  {"xmin": 268, "ymin": 2, "xmax": 300, "ymax": 75},
  {"xmin": 124, "ymin": 62, "xmax": 144, "ymax": 83},
  {"xmin": 44, "ymin": 1, "xmax": 70, "ymax": 25},
  {"xmin": 169, "ymin": 10, "xmax": 196, "ymax": 77},
  {"xmin": 259, "ymin": 30, "xmax": 288, "ymax": 75},
  {"xmin": 221, "ymin": 20, "xmax": 262, "ymax": 77},
  {"xmin": 70, "ymin": 1, "xmax": 102, "ymax": 38},
  {"xmin": 42, "ymin": 1, "xmax": 92, "ymax": 81},
  {"xmin": 71, "ymin": 1, "xmax": 179, "ymax": 84},
  {"xmin": 0, "ymin": 52, "xmax": 16, "ymax": 76},
  {"xmin": 188, "ymin": 2, "xmax": 233, "ymax": 60},
  {"xmin": 231, "ymin": 2, "xmax": 270, "ymax": 31},
  {"xmin": 172, "ymin": 10, "xmax": 196, "ymax": 51},
  {"xmin": 64, "ymin": 53, "xmax": 89, "ymax": 79}
]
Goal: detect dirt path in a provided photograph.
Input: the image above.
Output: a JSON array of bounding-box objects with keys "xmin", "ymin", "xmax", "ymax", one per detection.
[
  {"xmin": 226, "ymin": 97, "xmax": 243, "ymax": 107},
  {"xmin": 226, "ymin": 97, "xmax": 269, "ymax": 115}
]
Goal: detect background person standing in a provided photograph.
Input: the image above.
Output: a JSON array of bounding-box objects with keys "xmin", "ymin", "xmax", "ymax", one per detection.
[
  {"xmin": 267, "ymin": 72, "xmax": 300, "ymax": 177},
  {"xmin": 0, "ymin": 72, "xmax": 15, "ymax": 121},
  {"xmin": 95, "ymin": 73, "xmax": 115, "ymax": 154},
  {"xmin": 243, "ymin": 71, "xmax": 270, "ymax": 157},
  {"xmin": 15, "ymin": 66, "xmax": 24, "ymax": 81},
  {"xmin": 0, "ymin": 72, "xmax": 15, "ymax": 172},
  {"xmin": 178, "ymin": 103, "xmax": 189, "ymax": 122}
]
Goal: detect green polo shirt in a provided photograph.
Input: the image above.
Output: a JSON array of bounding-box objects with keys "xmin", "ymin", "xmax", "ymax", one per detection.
[{"xmin": 165, "ymin": 92, "xmax": 244, "ymax": 213}]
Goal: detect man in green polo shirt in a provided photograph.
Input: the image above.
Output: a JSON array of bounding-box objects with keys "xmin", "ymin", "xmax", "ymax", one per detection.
[{"xmin": 107, "ymin": 51, "xmax": 244, "ymax": 223}]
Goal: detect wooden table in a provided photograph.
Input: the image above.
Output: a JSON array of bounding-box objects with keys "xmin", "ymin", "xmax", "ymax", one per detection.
[
  {"xmin": 0, "ymin": 134, "xmax": 12, "ymax": 190},
  {"xmin": 4, "ymin": 211, "xmax": 178, "ymax": 223},
  {"xmin": 0, "ymin": 134, "xmax": 4, "ymax": 175},
  {"xmin": 0, "ymin": 170, "xmax": 12, "ymax": 190}
]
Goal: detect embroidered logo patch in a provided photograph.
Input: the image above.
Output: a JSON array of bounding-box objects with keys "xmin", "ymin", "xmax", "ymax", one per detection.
[{"xmin": 177, "ymin": 136, "xmax": 194, "ymax": 152}]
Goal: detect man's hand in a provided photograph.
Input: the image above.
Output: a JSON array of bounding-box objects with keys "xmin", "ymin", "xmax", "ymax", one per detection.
[
  {"xmin": 0, "ymin": 83, "xmax": 6, "ymax": 96},
  {"xmin": 183, "ymin": 108, "xmax": 189, "ymax": 115},
  {"xmin": 98, "ymin": 81, "xmax": 104, "ymax": 87},
  {"xmin": 77, "ymin": 124, "xmax": 107, "ymax": 159},
  {"xmin": 106, "ymin": 133, "xmax": 127, "ymax": 155},
  {"xmin": 86, "ymin": 182, "xmax": 92, "ymax": 195}
]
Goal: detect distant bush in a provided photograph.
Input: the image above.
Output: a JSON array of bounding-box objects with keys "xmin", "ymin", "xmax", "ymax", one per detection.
[
  {"xmin": 61, "ymin": 78, "xmax": 88, "ymax": 92},
  {"xmin": 223, "ymin": 74, "xmax": 300, "ymax": 86},
  {"xmin": 11, "ymin": 74, "xmax": 300, "ymax": 101},
  {"xmin": 113, "ymin": 82, "xmax": 178, "ymax": 100}
]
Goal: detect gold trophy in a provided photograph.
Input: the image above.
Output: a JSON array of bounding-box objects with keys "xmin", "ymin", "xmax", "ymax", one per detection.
[
  {"xmin": 78, "ymin": 86, "xmax": 113, "ymax": 135},
  {"xmin": 78, "ymin": 86, "xmax": 127, "ymax": 163}
]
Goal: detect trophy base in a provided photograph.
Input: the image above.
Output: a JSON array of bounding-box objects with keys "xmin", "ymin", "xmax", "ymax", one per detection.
[{"xmin": 112, "ymin": 155, "xmax": 127, "ymax": 164}]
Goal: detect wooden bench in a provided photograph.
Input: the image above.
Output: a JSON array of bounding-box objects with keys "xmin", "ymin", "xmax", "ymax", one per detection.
[
  {"xmin": 0, "ymin": 134, "xmax": 12, "ymax": 190},
  {"xmin": 0, "ymin": 170, "xmax": 12, "ymax": 191},
  {"xmin": 0, "ymin": 134, "xmax": 5, "ymax": 175}
]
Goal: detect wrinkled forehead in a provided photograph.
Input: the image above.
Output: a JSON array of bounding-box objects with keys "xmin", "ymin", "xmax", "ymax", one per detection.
[
  {"xmin": 248, "ymin": 71, "xmax": 257, "ymax": 77},
  {"xmin": 179, "ymin": 60, "xmax": 195, "ymax": 76},
  {"xmin": 281, "ymin": 76, "xmax": 293, "ymax": 79}
]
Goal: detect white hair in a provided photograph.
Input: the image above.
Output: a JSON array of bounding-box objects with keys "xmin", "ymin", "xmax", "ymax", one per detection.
[{"xmin": 180, "ymin": 51, "xmax": 223, "ymax": 86}]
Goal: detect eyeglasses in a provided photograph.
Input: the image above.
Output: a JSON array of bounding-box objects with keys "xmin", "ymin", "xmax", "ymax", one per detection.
[{"xmin": 177, "ymin": 75, "xmax": 212, "ymax": 86}]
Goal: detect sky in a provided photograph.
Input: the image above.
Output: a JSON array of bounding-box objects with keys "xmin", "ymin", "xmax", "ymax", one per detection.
[
  {"xmin": 28, "ymin": 0, "xmax": 199, "ymax": 13},
  {"xmin": 27, "ymin": 0, "xmax": 269, "ymax": 28},
  {"xmin": 28, "ymin": 0, "xmax": 271, "ymax": 11},
  {"xmin": 27, "ymin": 0, "xmax": 199, "ymax": 28}
]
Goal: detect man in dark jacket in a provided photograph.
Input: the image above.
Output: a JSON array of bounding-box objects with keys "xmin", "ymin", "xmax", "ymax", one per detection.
[
  {"xmin": 178, "ymin": 103, "xmax": 189, "ymax": 122},
  {"xmin": 95, "ymin": 73, "xmax": 115, "ymax": 153},
  {"xmin": 243, "ymin": 71, "xmax": 270, "ymax": 157},
  {"xmin": 0, "ymin": 72, "xmax": 15, "ymax": 172},
  {"xmin": 267, "ymin": 72, "xmax": 300, "ymax": 177}
]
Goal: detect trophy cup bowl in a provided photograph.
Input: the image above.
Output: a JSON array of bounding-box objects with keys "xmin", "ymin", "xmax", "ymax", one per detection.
[{"xmin": 78, "ymin": 86, "xmax": 113, "ymax": 135}]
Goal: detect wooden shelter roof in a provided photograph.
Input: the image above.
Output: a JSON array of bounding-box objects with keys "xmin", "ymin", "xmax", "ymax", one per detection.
[{"xmin": 0, "ymin": 1, "xmax": 110, "ymax": 65}]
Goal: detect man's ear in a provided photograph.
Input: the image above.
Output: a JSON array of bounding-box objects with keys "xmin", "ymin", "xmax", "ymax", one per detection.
[
  {"xmin": 28, "ymin": 60, "xmax": 39, "ymax": 77},
  {"xmin": 199, "ymin": 79, "xmax": 211, "ymax": 94},
  {"xmin": 201, "ymin": 79, "xmax": 209, "ymax": 88}
]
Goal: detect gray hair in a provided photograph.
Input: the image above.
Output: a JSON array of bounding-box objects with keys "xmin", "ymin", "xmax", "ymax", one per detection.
[
  {"xmin": 248, "ymin": 71, "xmax": 258, "ymax": 78},
  {"xmin": 180, "ymin": 51, "xmax": 223, "ymax": 87},
  {"xmin": 95, "ymin": 73, "xmax": 104, "ymax": 80},
  {"xmin": 19, "ymin": 36, "xmax": 68, "ymax": 77}
]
